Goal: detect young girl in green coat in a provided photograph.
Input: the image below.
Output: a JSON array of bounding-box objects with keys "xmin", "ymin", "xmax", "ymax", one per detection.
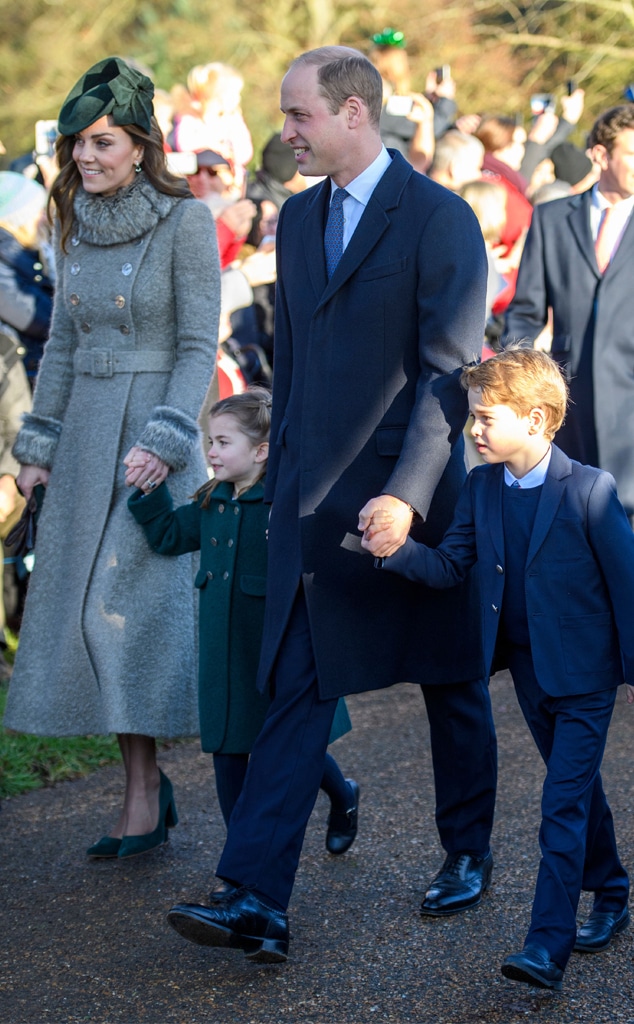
[{"xmin": 129, "ymin": 387, "xmax": 358, "ymax": 852}]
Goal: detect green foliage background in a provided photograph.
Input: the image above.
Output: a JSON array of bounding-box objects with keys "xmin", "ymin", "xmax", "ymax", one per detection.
[{"xmin": 3, "ymin": 0, "xmax": 634, "ymax": 161}]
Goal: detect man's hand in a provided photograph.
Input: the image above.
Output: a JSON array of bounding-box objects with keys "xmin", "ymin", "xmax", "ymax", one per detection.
[
  {"xmin": 358, "ymin": 494, "xmax": 413, "ymax": 558},
  {"xmin": 626, "ymin": 684, "xmax": 634, "ymax": 705}
]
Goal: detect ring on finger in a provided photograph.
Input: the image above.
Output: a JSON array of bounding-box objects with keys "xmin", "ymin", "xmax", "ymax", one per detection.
[{"xmin": 146, "ymin": 480, "xmax": 157, "ymax": 490}]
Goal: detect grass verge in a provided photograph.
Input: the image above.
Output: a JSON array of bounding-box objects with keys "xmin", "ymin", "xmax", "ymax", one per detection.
[{"xmin": 0, "ymin": 634, "xmax": 121, "ymax": 799}]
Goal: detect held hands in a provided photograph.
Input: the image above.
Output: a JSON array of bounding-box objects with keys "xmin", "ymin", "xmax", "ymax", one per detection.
[
  {"xmin": 124, "ymin": 446, "xmax": 170, "ymax": 493},
  {"xmin": 358, "ymin": 494, "xmax": 414, "ymax": 558},
  {"xmin": 16, "ymin": 464, "xmax": 50, "ymax": 501}
]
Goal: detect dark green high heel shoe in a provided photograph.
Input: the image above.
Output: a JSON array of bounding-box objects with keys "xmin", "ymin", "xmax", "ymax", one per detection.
[
  {"xmin": 117, "ymin": 770, "xmax": 178, "ymax": 859},
  {"xmin": 87, "ymin": 835, "xmax": 122, "ymax": 859}
]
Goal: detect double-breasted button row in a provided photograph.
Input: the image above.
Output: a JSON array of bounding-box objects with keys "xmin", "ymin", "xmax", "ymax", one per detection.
[
  {"xmin": 210, "ymin": 537, "xmax": 235, "ymax": 547},
  {"xmin": 68, "ymin": 261, "xmax": 134, "ymax": 277},
  {"xmin": 205, "ymin": 569, "xmax": 230, "ymax": 580},
  {"xmin": 216, "ymin": 504, "xmax": 241, "ymax": 516},
  {"xmin": 68, "ymin": 294, "xmax": 127, "ymax": 312}
]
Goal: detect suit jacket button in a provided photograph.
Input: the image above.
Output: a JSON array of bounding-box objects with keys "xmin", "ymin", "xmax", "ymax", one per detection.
[{"xmin": 496, "ymin": 564, "xmax": 504, "ymax": 574}]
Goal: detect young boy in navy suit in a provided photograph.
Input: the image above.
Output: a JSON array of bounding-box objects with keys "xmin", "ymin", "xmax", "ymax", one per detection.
[{"xmin": 363, "ymin": 348, "xmax": 633, "ymax": 991}]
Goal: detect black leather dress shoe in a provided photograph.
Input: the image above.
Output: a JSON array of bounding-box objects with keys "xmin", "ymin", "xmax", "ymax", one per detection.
[
  {"xmin": 208, "ymin": 881, "xmax": 237, "ymax": 904},
  {"xmin": 574, "ymin": 905, "xmax": 630, "ymax": 953},
  {"xmin": 501, "ymin": 944, "xmax": 564, "ymax": 990},
  {"xmin": 420, "ymin": 851, "xmax": 493, "ymax": 916},
  {"xmin": 167, "ymin": 887, "xmax": 289, "ymax": 963},
  {"xmin": 326, "ymin": 779, "xmax": 359, "ymax": 855}
]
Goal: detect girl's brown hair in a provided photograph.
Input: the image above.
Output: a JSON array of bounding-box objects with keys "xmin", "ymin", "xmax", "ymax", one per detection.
[{"xmin": 194, "ymin": 386, "xmax": 272, "ymax": 506}]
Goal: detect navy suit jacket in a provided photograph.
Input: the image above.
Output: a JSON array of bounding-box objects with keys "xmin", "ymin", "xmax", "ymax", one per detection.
[
  {"xmin": 386, "ymin": 445, "xmax": 634, "ymax": 697},
  {"xmin": 258, "ymin": 150, "xmax": 488, "ymax": 698},
  {"xmin": 503, "ymin": 189, "xmax": 634, "ymax": 512}
]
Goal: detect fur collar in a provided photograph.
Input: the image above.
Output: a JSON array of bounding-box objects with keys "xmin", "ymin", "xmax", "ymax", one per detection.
[{"xmin": 73, "ymin": 174, "xmax": 179, "ymax": 246}]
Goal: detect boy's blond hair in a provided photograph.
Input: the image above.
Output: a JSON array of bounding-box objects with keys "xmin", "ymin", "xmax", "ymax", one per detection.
[{"xmin": 461, "ymin": 348, "xmax": 568, "ymax": 441}]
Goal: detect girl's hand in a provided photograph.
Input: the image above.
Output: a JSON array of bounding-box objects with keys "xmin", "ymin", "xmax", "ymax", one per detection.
[
  {"xmin": 16, "ymin": 464, "xmax": 50, "ymax": 501},
  {"xmin": 123, "ymin": 447, "xmax": 170, "ymax": 491}
]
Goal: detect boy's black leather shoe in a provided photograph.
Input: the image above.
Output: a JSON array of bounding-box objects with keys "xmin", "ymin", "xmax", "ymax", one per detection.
[
  {"xmin": 420, "ymin": 851, "xmax": 493, "ymax": 916},
  {"xmin": 326, "ymin": 779, "xmax": 360, "ymax": 855},
  {"xmin": 501, "ymin": 944, "xmax": 563, "ymax": 990},
  {"xmin": 574, "ymin": 905, "xmax": 630, "ymax": 953},
  {"xmin": 167, "ymin": 887, "xmax": 289, "ymax": 963}
]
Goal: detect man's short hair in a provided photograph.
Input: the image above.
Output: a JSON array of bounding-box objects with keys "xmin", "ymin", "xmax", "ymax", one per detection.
[
  {"xmin": 588, "ymin": 104, "xmax": 634, "ymax": 154},
  {"xmin": 461, "ymin": 348, "xmax": 568, "ymax": 441},
  {"xmin": 290, "ymin": 47, "xmax": 383, "ymax": 129},
  {"xmin": 430, "ymin": 130, "xmax": 484, "ymax": 175}
]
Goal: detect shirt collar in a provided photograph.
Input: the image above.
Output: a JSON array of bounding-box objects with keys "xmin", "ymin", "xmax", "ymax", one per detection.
[
  {"xmin": 330, "ymin": 147, "xmax": 392, "ymax": 208},
  {"xmin": 504, "ymin": 446, "xmax": 552, "ymax": 489},
  {"xmin": 592, "ymin": 183, "xmax": 634, "ymax": 216}
]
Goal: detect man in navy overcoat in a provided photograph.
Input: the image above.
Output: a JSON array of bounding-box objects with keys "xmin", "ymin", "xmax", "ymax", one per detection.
[{"xmin": 168, "ymin": 45, "xmax": 496, "ymax": 961}]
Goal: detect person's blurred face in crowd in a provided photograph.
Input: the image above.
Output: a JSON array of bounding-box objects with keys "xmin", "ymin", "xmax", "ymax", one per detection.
[
  {"xmin": 72, "ymin": 116, "xmax": 143, "ymax": 196},
  {"xmin": 187, "ymin": 153, "xmax": 239, "ymax": 203},
  {"xmin": 593, "ymin": 128, "xmax": 634, "ymax": 201}
]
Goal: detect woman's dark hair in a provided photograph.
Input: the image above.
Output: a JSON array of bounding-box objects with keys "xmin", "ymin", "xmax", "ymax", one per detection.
[{"xmin": 49, "ymin": 115, "xmax": 191, "ymax": 252}]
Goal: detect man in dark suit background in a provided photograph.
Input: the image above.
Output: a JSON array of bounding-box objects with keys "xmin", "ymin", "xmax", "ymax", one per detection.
[
  {"xmin": 503, "ymin": 104, "xmax": 634, "ymax": 521},
  {"xmin": 168, "ymin": 45, "xmax": 496, "ymax": 962}
]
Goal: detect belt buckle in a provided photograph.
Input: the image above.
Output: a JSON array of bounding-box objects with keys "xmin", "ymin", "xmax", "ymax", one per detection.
[{"xmin": 91, "ymin": 349, "xmax": 114, "ymax": 377}]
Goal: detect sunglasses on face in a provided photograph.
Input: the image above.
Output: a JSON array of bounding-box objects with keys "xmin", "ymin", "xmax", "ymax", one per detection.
[{"xmin": 195, "ymin": 166, "xmax": 220, "ymax": 176}]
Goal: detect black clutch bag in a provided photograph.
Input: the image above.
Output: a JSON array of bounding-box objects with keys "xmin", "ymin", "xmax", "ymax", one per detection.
[{"xmin": 6, "ymin": 484, "xmax": 44, "ymax": 556}]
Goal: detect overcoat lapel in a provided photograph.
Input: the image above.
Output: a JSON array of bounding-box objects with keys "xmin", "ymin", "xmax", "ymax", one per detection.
[
  {"xmin": 304, "ymin": 151, "xmax": 412, "ymax": 314},
  {"xmin": 567, "ymin": 191, "xmax": 600, "ymax": 279}
]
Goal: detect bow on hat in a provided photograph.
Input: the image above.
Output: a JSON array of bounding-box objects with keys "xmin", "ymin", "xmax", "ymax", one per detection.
[{"xmin": 57, "ymin": 57, "xmax": 155, "ymax": 136}]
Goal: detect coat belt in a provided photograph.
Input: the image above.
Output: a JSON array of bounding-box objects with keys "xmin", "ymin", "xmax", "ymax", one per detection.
[{"xmin": 73, "ymin": 348, "xmax": 175, "ymax": 377}]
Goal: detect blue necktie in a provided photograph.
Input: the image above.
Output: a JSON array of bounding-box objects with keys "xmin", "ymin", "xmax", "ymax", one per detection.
[
  {"xmin": 511, "ymin": 480, "xmax": 521, "ymax": 488},
  {"xmin": 324, "ymin": 187, "xmax": 348, "ymax": 278}
]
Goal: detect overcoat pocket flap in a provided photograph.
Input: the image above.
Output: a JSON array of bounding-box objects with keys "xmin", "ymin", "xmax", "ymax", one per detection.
[
  {"xmin": 375, "ymin": 425, "xmax": 407, "ymax": 456},
  {"xmin": 240, "ymin": 574, "xmax": 267, "ymax": 597},
  {"xmin": 358, "ymin": 257, "xmax": 408, "ymax": 281}
]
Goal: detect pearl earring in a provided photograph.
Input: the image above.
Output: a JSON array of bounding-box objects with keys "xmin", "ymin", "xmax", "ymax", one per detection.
[{"xmin": 135, "ymin": 163, "xmax": 142, "ymax": 174}]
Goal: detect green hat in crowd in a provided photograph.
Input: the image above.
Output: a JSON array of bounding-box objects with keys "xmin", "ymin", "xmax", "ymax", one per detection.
[{"xmin": 57, "ymin": 57, "xmax": 154, "ymax": 136}]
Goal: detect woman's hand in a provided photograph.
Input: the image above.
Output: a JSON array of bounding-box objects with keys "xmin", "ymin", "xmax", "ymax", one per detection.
[
  {"xmin": 123, "ymin": 447, "xmax": 170, "ymax": 492},
  {"xmin": 16, "ymin": 464, "xmax": 50, "ymax": 501}
]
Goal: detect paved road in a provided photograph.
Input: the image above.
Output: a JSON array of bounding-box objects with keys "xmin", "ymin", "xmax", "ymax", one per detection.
[{"xmin": 1, "ymin": 674, "xmax": 633, "ymax": 1024}]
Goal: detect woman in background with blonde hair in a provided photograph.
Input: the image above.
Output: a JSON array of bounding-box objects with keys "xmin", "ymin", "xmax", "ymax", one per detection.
[{"xmin": 171, "ymin": 62, "xmax": 253, "ymax": 189}]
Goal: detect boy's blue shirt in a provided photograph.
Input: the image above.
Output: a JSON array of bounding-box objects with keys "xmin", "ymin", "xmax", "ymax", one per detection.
[{"xmin": 385, "ymin": 444, "xmax": 634, "ymax": 696}]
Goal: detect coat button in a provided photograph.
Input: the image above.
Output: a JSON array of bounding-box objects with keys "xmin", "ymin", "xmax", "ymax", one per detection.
[
  {"xmin": 81, "ymin": 322, "xmax": 91, "ymax": 333},
  {"xmin": 70, "ymin": 263, "xmax": 80, "ymax": 275},
  {"xmin": 496, "ymin": 564, "xmax": 504, "ymax": 574},
  {"xmin": 115, "ymin": 295, "xmax": 126, "ymax": 308},
  {"xmin": 222, "ymin": 571, "xmax": 229, "ymax": 580},
  {"xmin": 119, "ymin": 324, "xmax": 130, "ymax": 335},
  {"xmin": 33, "ymin": 262, "xmax": 43, "ymax": 271},
  {"xmin": 227, "ymin": 538, "xmax": 234, "ymax": 547},
  {"xmin": 492, "ymin": 604, "xmax": 499, "ymax": 613},
  {"xmin": 34, "ymin": 274, "xmax": 43, "ymax": 282},
  {"xmin": 69, "ymin": 294, "xmax": 80, "ymax": 306},
  {"xmin": 210, "ymin": 537, "xmax": 217, "ymax": 546},
  {"xmin": 233, "ymin": 506, "xmax": 239, "ymax": 515},
  {"xmin": 71, "ymin": 236, "xmax": 80, "ymax": 246},
  {"xmin": 122, "ymin": 263, "xmax": 133, "ymax": 276},
  {"xmin": 206, "ymin": 571, "xmax": 214, "ymax": 580},
  {"xmin": 218, "ymin": 504, "xmax": 225, "ymax": 513}
]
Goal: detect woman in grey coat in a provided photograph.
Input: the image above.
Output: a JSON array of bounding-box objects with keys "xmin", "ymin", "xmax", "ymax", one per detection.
[{"xmin": 4, "ymin": 58, "xmax": 220, "ymax": 859}]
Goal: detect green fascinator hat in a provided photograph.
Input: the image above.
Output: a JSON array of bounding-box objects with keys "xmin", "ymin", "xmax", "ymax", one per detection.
[{"xmin": 57, "ymin": 57, "xmax": 154, "ymax": 136}]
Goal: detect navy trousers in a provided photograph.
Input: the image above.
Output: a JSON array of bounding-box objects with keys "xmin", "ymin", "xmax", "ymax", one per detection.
[
  {"xmin": 508, "ymin": 647, "xmax": 629, "ymax": 968},
  {"xmin": 217, "ymin": 586, "xmax": 497, "ymax": 910}
]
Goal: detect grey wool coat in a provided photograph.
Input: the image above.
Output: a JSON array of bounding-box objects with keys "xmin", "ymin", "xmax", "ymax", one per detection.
[
  {"xmin": 4, "ymin": 176, "xmax": 220, "ymax": 737},
  {"xmin": 128, "ymin": 478, "xmax": 351, "ymax": 753}
]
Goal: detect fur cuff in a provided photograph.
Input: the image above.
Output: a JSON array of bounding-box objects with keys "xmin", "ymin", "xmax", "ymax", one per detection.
[
  {"xmin": 136, "ymin": 406, "xmax": 200, "ymax": 471},
  {"xmin": 12, "ymin": 413, "xmax": 63, "ymax": 470}
]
